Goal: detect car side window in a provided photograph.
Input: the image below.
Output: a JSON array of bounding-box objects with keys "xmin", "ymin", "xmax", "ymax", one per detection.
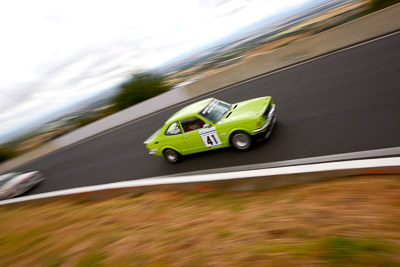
[
  {"xmin": 165, "ymin": 122, "xmax": 182, "ymax": 136},
  {"xmin": 181, "ymin": 117, "xmax": 206, "ymax": 133}
]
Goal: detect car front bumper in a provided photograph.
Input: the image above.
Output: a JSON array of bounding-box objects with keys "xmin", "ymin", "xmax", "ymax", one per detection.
[
  {"xmin": 253, "ymin": 104, "xmax": 275, "ymax": 133},
  {"xmin": 254, "ymin": 115, "xmax": 276, "ymax": 140}
]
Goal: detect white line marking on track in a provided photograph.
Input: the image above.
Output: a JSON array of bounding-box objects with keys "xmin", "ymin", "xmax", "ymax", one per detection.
[
  {"xmin": 1, "ymin": 157, "xmax": 399, "ymax": 206},
  {"xmin": 170, "ymin": 147, "xmax": 400, "ymax": 177}
]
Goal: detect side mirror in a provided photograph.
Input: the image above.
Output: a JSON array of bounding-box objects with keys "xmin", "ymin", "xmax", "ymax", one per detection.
[{"xmin": 203, "ymin": 124, "xmax": 210, "ymax": 128}]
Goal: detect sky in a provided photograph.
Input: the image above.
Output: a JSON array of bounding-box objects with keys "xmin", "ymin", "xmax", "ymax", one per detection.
[{"xmin": 0, "ymin": 0, "xmax": 311, "ymax": 144}]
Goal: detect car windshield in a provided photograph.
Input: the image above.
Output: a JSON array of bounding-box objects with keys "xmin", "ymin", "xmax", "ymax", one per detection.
[
  {"xmin": 0, "ymin": 173, "xmax": 17, "ymax": 187},
  {"xmin": 199, "ymin": 99, "xmax": 231, "ymax": 124}
]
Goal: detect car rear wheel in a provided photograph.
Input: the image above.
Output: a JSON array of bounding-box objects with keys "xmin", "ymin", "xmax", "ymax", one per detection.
[
  {"xmin": 231, "ymin": 131, "xmax": 252, "ymax": 151},
  {"xmin": 163, "ymin": 149, "xmax": 181, "ymax": 163}
]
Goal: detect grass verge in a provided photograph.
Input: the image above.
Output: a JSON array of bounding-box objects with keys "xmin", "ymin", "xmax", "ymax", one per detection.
[{"xmin": 0, "ymin": 175, "xmax": 399, "ymax": 266}]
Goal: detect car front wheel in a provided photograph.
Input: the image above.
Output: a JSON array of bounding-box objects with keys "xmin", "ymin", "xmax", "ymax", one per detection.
[
  {"xmin": 163, "ymin": 149, "xmax": 181, "ymax": 163},
  {"xmin": 231, "ymin": 131, "xmax": 252, "ymax": 151}
]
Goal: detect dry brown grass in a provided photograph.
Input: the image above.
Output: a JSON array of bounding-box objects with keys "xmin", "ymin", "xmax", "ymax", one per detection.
[{"xmin": 0, "ymin": 175, "xmax": 399, "ymax": 266}]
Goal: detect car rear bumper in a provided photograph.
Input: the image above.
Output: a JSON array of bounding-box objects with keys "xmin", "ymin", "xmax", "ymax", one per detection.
[{"xmin": 149, "ymin": 149, "xmax": 158, "ymax": 155}]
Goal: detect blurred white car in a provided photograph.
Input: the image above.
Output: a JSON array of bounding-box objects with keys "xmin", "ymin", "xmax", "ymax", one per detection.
[{"xmin": 0, "ymin": 171, "xmax": 44, "ymax": 200}]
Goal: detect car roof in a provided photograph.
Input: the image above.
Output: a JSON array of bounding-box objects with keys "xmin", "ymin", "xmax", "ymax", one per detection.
[{"xmin": 165, "ymin": 98, "xmax": 214, "ymax": 124}]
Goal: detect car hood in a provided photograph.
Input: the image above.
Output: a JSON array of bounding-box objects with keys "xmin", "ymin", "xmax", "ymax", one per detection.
[{"xmin": 222, "ymin": 97, "xmax": 271, "ymax": 121}]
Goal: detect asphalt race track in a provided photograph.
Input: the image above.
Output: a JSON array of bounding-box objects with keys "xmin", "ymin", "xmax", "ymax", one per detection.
[{"xmin": 16, "ymin": 32, "xmax": 400, "ymax": 195}]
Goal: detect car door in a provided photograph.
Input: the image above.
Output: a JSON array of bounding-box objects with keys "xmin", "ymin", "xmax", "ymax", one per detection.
[
  {"xmin": 181, "ymin": 116, "xmax": 222, "ymax": 154},
  {"xmin": 163, "ymin": 121, "xmax": 187, "ymax": 153}
]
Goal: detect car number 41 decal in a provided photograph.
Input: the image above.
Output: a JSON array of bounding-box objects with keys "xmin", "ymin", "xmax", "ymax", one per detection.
[{"xmin": 199, "ymin": 127, "xmax": 222, "ymax": 147}]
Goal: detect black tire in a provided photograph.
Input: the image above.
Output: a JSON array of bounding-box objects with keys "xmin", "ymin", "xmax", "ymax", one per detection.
[
  {"xmin": 230, "ymin": 131, "xmax": 252, "ymax": 151},
  {"xmin": 163, "ymin": 149, "xmax": 181, "ymax": 163}
]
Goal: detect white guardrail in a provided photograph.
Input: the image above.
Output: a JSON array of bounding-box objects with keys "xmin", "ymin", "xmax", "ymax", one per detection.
[
  {"xmin": 1, "ymin": 157, "xmax": 399, "ymax": 206},
  {"xmin": 1, "ymin": 4, "xmax": 400, "ymax": 173}
]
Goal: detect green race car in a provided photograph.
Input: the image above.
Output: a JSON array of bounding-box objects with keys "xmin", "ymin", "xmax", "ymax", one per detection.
[{"xmin": 144, "ymin": 96, "xmax": 276, "ymax": 163}]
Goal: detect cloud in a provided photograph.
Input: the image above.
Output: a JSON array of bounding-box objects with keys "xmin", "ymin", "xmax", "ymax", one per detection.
[{"xmin": 0, "ymin": 0, "xmax": 310, "ymax": 142}]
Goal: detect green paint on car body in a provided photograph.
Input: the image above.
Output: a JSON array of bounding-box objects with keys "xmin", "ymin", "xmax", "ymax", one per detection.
[{"xmin": 144, "ymin": 96, "xmax": 275, "ymax": 159}]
